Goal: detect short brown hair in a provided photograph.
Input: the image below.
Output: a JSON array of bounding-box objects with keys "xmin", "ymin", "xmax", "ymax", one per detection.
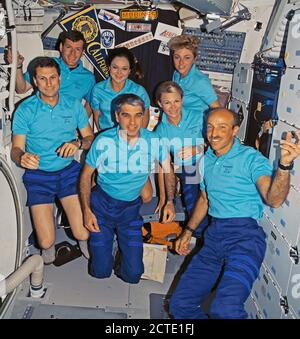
[
  {"xmin": 59, "ymin": 30, "xmax": 86, "ymax": 49},
  {"xmin": 168, "ymin": 34, "xmax": 199, "ymax": 57},
  {"xmin": 32, "ymin": 56, "xmax": 60, "ymax": 78}
]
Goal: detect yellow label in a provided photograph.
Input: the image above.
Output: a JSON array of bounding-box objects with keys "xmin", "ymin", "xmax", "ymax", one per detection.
[{"xmin": 120, "ymin": 9, "xmax": 158, "ymax": 21}]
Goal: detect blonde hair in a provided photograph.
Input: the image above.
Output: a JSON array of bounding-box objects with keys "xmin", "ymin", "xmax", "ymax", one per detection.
[
  {"xmin": 168, "ymin": 35, "xmax": 200, "ymax": 57},
  {"xmin": 155, "ymin": 81, "xmax": 183, "ymax": 103}
]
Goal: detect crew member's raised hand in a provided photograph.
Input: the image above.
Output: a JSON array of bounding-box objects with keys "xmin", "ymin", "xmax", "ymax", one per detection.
[
  {"xmin": 7, "ymin": 47, "xmax": 25, "ymax": 68},
  {"xmin": 280, "ymin": 131, "xmax": 300, "ymax": 165}
]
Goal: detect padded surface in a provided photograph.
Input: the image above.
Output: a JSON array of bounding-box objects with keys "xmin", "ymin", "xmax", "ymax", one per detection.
[
  {"xmin": 149, "ymin": 293, "xmax": 169, "ymax": 319},
  {"xmin": 9, "ymin": 300, "xmax": 127, "ymax": 319}
]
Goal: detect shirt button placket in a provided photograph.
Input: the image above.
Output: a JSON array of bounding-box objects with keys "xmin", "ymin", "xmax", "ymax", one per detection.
[{"xmin": 213, "ymin": 160, "xmax": 220, "ymax": 175}]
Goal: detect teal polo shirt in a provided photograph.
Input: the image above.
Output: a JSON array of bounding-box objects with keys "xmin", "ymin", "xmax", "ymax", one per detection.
[
  {"xmin": 86, "ymin": 127, "xmax": 166, "ymax": 201},
  {"xmin": 155, "ymin": 108, "xmax": 204, "ymax": 166},
  {"xmin": 173, "ymin": 64, "xmax": 217, "ymax": 112},
  {"xmin": 91, "ymin": 78, "xmax": 150, "ymax": 130},
  {"xmin": 12, "ymin": 93, "xmax": 89, "ymax": 172},
  {"xmin": 24, "ymin": 57, "xmax": 96, "ymax": 104},
  {"xmin": 200, "ymin": 138, "xmax": 273, "ymax": 220}
]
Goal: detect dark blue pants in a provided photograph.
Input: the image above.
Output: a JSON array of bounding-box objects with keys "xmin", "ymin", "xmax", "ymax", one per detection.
[
  {"xmin": 169, "ymin": 217, "xmax": 266, "ymax": 319},
  {"xmin": 89, "ymin": 186, "xmax": 144, "ymax": 284},
  {"xmin": 176, "ymin": 165, "xmax": 208, "ymax": 237}
]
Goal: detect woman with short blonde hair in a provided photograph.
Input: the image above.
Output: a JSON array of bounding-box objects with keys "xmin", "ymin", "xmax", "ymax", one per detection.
[{"xmin": 168, "ymin": 34, "xmax": 220, "ymax": 112}]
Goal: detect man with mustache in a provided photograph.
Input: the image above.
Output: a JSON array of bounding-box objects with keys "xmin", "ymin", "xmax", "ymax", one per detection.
[{"xmin": 170, "ymin": 108, "xmax": 300, "ymax": 319}]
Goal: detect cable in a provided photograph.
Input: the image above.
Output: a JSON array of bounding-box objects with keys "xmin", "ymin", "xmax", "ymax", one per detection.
[
  {"xmin": 28, "ymin": 6, "xmax": 32, "ymax": 21},
  {"xmin": 41, "ymin": 6, "xmax": 67, "ymax": 40},
  {"xmin": 22, "ymin": 5, "xmax": 27, "ymax": 21}
]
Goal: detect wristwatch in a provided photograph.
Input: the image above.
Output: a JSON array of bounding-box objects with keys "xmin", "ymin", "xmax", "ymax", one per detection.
[
  {"xmin": 185, "ymin": 225, "xmax": 195, "ymax": 234},
  {"xmin": 278, "ymin": 160, "xmax": 294, "ymax": 171}
]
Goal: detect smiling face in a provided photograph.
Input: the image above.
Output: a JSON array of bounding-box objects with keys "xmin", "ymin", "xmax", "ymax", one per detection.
[
  {"xmin": 59, "ymin": 38, "xmax": 84, "ymax": 68},
  {"xmin": 207, "ymin": 109, "xmax": 239, "ymax": 156},
  {"xmin": 172, "ymin": 47, "xmax": 196, "ymax": 77},
  {"xmin": 109, "ymin": 56, "xmax": 131, "ymax": 85},
  {"xmin": 158, "ymin": 90, "xmax": 182, "ymax": 122},
  {"xmin": 115, "ymin": 103, "xmax": 144, "ymax": 140},
  {"xmin": 33, "ymin": 66, "xmax": 60, "ymax": 102}
]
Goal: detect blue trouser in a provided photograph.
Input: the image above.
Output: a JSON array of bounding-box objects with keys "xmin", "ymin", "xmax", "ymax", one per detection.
[
  {"xmin": 176, "ymin": 165, "xmax": 208, "ymax": 237},
  {"xmin": 169, "ymin": 217, "xmax": 266, "ymax": 319},
  {"xmin": 89, "ymin": 185, "xmax": 144, "ymax": 284}
]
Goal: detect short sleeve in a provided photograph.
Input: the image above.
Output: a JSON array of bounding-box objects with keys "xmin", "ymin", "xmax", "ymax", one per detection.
[
  {"xmin": 199, "ymin": 77, "xmax": 218, "ymax": 106},
  {"xmin": 91, "ymin": 84, "xmax": 101, "ymax": 111},
  {"xmin": 76, "ymin": 101, "xmax": 89, "ymax": 129},
  {"xmin": 150, "ymin": 129, "xmax": 168, "ymax": 163},
  {"xmin": 138, "ymin": 86, "xmax": 150, "ymax": 109},
  {"xmin": 86, "ymin": 135, "xmax": 115, "ymax": 171},
  {"xmin": 249, "ymin": 151, "xmax": 273, "ymax": 183},
  {"xmin": 12, "ymin": 105, "xmax": 30, "ymax": 135},
  {"xmin": 153, "ymin": 122, "xmax": 163, "ymax": 138},
  {"xmin": 199, "ymin": 158, "xmax": 206, "ymax": 191},
  {"xmin": 84, "ymin": 75, "xmax": 96, "ymax": 104},
  {"xmin": 158, "ymin": 137, "xmax": 169, "ymax": 163},
  {"xmin": 86, "ymin": 137, "xmax": 99, "ymax": 169},
  {"xmin": 200, "ymin": 180, "xmax": 206, "ymax": 191}
]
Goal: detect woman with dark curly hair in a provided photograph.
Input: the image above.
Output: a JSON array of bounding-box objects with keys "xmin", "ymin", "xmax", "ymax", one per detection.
[{"xmin": 91, "ymin": 47, "xmax": 150, "ymax": 132}]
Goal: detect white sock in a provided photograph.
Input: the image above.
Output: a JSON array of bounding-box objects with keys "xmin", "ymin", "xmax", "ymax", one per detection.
[
  {"xmin": 42, "ymin": 244, "xmax": 56, "ymax": 265},
  {"xmin": 78, "ymin": 240, "xmax": 90, "ymax": 259}
]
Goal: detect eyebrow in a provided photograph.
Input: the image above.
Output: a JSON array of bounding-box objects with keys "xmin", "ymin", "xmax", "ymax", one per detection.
[
  {"xmin": 38, "ymin": 74, "xmax": 58, "ymax": 77},
  {"xmin": 111, "ymin": 63, "xmax": 129, "ymax": 67},
  {"xmin": 120, "ymin": 111, "xmax": 143, "ymax": 115},
  {"xmin": 207, "ymin": 122, "xmax": 231, "ymax": 127}
]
